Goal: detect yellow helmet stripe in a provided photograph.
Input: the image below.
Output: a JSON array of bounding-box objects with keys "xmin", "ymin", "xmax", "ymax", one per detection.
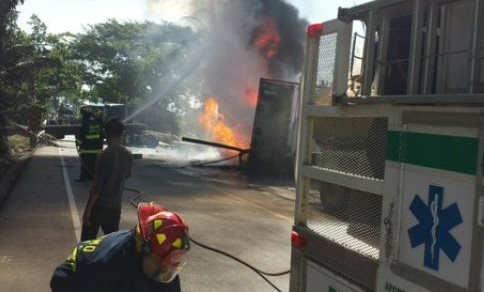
[
  {"xmin": 156, "ymin": 233, "xmax": 167, "ymax": 245},
  {"xmin": 153, "ymin": 219, "xmax": 163, "ymax": 230},
  {"xmin": 172, "ymin": 238, "xmax": 182, "ymax": 249}
]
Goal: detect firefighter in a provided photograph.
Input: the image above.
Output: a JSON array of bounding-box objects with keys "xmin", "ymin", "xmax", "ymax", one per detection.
[
  {"xmin": 50, "ymin": 202, "xmax": 190, "ymax": 292},
  {"xmin": 75, "ymin": 106, "xmax": 104, "ymax": 182}
]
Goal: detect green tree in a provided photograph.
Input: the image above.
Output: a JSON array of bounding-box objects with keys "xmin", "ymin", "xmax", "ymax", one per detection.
[
  {"xmin": 73, "ymin": 20, "xmax": 201, "ymax": 133},
  {"xmin": 0, "ymin": 0, "xmax": 24, "ymax": 161},
  {"xmin": 3, "ymin": 16, "xmax": 56, "ymax": 129},
  {"xmin": 3, "ymin": 14, "xmax": 87, "ymax": 130}
]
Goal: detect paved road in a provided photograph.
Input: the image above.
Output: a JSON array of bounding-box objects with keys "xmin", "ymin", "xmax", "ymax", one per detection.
[{"xmin": 0, "ymin": 140, "xmax": 295, "ymax": 292}]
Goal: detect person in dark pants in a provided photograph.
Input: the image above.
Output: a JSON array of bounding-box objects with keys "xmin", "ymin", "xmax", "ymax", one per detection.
[
  {"xmin": 81, "ymin": 118, "xmax": 132, "ymax": 241},
  {"xmin": 51, "ymin": 202, "xmax": 190, "ymax": 292},
  {"xmin": 76, "ymin": 106, "xmax": 104, "ymax": 182},
  {"xmin": 75, "ymin": 106, "xmax": 92, "ymax": 181}
]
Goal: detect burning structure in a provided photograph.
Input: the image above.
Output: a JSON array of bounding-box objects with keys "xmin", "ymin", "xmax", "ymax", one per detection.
[
  {"xmin": 195, "ymin": 0, "xmax": 306, "ymax": 150},
  {"xmin": 146, "ymin": 0, "xmax": 307, "ymax": 173},
  {"xmin": 248, "ymin": 78, "xmax": 300, "ymax": 178}
]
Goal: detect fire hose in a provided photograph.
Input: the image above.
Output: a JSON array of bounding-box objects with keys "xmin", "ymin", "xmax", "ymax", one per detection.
[
  {"xmin": 75, "ymin": 145, "xmax": 290, "ymax": 291},
  {"xmin": 127, "ymin": 192, "xmax": 290, "ymax": 292}
]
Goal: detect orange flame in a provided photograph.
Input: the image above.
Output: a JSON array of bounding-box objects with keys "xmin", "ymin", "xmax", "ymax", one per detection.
[
  {"xmin": 199, "ymin": 98, "xmax": 247, "ymax": 150},
  {"xmin": 244, "ymin": 88, "xmax": 259, "ymax": 108},
  {"xmin": 254, "ymin": 18, "xmax": 281, "ymax": 60},
  {"xmin": 197, "ymin": 18, "xmax": 281, "ymax": 154}
]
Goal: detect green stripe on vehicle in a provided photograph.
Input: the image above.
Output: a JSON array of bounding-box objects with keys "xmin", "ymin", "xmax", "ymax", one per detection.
[{"xmin": 387, "ymin": 131, "xmax": 478, "ymax": 175}]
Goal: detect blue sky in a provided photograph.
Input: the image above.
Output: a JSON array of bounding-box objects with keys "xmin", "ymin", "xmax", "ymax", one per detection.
[{"xmin": 17, "ymin": 0, "xmax": 370, "ymax": 33}]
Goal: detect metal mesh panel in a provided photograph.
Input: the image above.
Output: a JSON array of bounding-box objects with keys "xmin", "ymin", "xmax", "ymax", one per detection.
[
  {"xmin": 311, "ymin": 117, "xmax": 388, "ymax": 180},
  {"xmin": 303, "ymin": 179, "xmax": 383, "ymax": 260},
  {"xmin": 312, "ymin": 33, "xmax": 338, "ymax": 104}
]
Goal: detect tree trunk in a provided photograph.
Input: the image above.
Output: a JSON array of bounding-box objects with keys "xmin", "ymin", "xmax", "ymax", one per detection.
[
  {"xmin": 0, "ymin": 112, "xmax": 10, "ymax": 153},
  {"xmin": 0, "ymin": 112, "xmax": 12, "ymax": 176}
]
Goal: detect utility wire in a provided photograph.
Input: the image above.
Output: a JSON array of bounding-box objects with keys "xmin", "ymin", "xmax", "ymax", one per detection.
[
  {"xmin": 189, "ymin": 236, "xmax": 287, "ymax": 292},
  {"xmin": 71, "ymin": 139, "xmax": 290, "ymax": 292},
  {"xmin": 189, "ymin": 236, "xmax": 290, "ymax": 277},
  {"xmin": 128, "ymin": 193, "xmax": 290, "ymax": 292}
]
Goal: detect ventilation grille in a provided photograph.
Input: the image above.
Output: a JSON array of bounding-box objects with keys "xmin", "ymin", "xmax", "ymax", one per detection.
[
  {"xmin": 311, "ymin": 33, "xmax": 338, "ymax": 104},
  {"xmin": 311, "ymin": 117, "xmax": 388, "ymax": 180},
  {"xmin": 303, "ymin": 179, "xmax": 383, "ymax": 260}
]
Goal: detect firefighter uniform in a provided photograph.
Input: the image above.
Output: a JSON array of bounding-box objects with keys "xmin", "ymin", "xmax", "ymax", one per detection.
[
  {"xmin": 50, "ymin": 230, "xmax": 182, "ymax": 292},
  {"xmin": 76, "ymin": 109, "xmax": 104, "ymax": 181}
]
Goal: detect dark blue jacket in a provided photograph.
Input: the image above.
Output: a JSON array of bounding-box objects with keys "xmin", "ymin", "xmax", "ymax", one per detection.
[
  {"xmin": 50, "ymin": 230, "xmax": 181, "ymax": 292},
  {"xmin": 76, "ymin": 117, "xmax": 104, "ymax": 153}
]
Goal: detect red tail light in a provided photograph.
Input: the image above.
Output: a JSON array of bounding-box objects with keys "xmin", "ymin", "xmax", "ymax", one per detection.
[
  {"xmin": 307, "ymin": 23, "xmax": 324, "ymax": 38},
  {"xmin": 291, "ymin": 231, "xmax": 307, "ymax": 248}
]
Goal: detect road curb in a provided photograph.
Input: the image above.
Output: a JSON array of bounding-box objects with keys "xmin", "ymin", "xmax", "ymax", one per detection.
[{"xmin": 0, "ymin": 151, "xmax": 33, "ymax": 207}]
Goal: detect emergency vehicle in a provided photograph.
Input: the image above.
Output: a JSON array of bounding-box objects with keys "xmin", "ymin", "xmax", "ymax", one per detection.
[{"xmin": 289, "ymin": 0, "xmax": 484, "ymax": 291}]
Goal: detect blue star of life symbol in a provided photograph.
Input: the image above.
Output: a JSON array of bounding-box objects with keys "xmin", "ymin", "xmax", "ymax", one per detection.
[{"xmin": 408, "ymin": 185, "xmax": 463, "ymax": 271}]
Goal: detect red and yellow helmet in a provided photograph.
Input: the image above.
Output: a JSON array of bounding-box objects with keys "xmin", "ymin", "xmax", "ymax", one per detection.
[{"xmin": 137, "ymin": 202, "xmax": 190, "ymax": 282}]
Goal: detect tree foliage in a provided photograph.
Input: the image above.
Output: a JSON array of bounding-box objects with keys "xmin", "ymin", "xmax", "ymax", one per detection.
[
  {"xmin": 72, "ymin": 20, "xmax": 200, "ymax": 133},
  {"xmin": 1, "ymin": 14, "xmax": 81, "ymax": 128},
  {"xmin": 0, "ymin": 0, "xmax": 24, "ymax": 160},
  {"xmin": 1, "ymin": 8, "xmax": 202, "ymax": 138},
  {"xmin": 0, "ymin": 0, "xmax": 23, "ymax": 57}
]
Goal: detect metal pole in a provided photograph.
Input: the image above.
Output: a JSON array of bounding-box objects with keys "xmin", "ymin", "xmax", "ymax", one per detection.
[
  {"xmin": 470, "ymin": 0, "xmax": 483, "ymax": 93},
  {"xmin": 181, "ymin": 136, "xmax": 249, "ymax": 153},
  {"xmin": 422, "ymin": 1, "xmax": 438, "ymax": 94},
  {"xmin": 350, "ymin": 32, "xmax": 358, "ymax": 83},
  {"xmin": 407, "ymin": 0, "xmax": 425, "ymax": 94},
  {"xmin": 362, "ymin": 10, "xmax": 376, "ymax": 96}
]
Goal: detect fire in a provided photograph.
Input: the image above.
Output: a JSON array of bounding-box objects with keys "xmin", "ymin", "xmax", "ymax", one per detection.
[
  {"xmin": 244, "ymin": 88, "xmax": 259, "ymax": 108},
  {"xmin": 196, "ymin": 17, "xmax": 281, "ymax": 154},
  {"xmin": 254, "ymin": 18, "xmax": 281, "ymax": 60},
  {"xmin": 199, "ymin": 98, "xmax": 247, "ymax": 150}
]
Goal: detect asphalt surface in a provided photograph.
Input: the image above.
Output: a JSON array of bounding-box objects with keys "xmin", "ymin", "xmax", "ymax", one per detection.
[{"xmin": 0, "ymin": 139, "xmax": 296, "ymax": 292}]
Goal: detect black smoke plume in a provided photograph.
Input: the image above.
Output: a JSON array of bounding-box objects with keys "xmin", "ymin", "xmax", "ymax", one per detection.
[{"xmin": 246, "ymin": 0, "xmax": 308, "ymax": 78}]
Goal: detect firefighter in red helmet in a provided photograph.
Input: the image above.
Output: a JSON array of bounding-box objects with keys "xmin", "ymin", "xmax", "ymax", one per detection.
[
  {"xmin": 50, "ymin": 202, "xmax": 190, "ymax": 292},
  {"xmin": 138, "ymin": 202, "xmax": 190, "ymax": 283}
]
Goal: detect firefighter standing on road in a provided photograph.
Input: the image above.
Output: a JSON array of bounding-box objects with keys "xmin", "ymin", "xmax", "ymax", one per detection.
[
  {"xmin": 50, "ymin": 202, "xmax": 190, "ymax": 292},
  {"xmin": 75, "ymin": 106, "xmax": 104, "ymax": 182}
]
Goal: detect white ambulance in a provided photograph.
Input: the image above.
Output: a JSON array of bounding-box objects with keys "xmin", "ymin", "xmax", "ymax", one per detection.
[{"xmin": 290, "ymin": 0, "xmax": 484, "ymax": 291}]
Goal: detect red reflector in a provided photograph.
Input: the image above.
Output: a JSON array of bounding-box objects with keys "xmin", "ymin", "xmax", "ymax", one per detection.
[
  {"xmin": 307, "ymin": 23, "xmax": 324, "ymax": 38},
  {"xmin": 291, "ymin": 231, "xmax": 307, "ymax": 248}
]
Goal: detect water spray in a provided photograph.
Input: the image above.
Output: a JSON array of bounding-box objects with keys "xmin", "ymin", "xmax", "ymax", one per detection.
[{"xmin": 123, "ymin": 44, "xmax": 207, "ymax": 123}]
